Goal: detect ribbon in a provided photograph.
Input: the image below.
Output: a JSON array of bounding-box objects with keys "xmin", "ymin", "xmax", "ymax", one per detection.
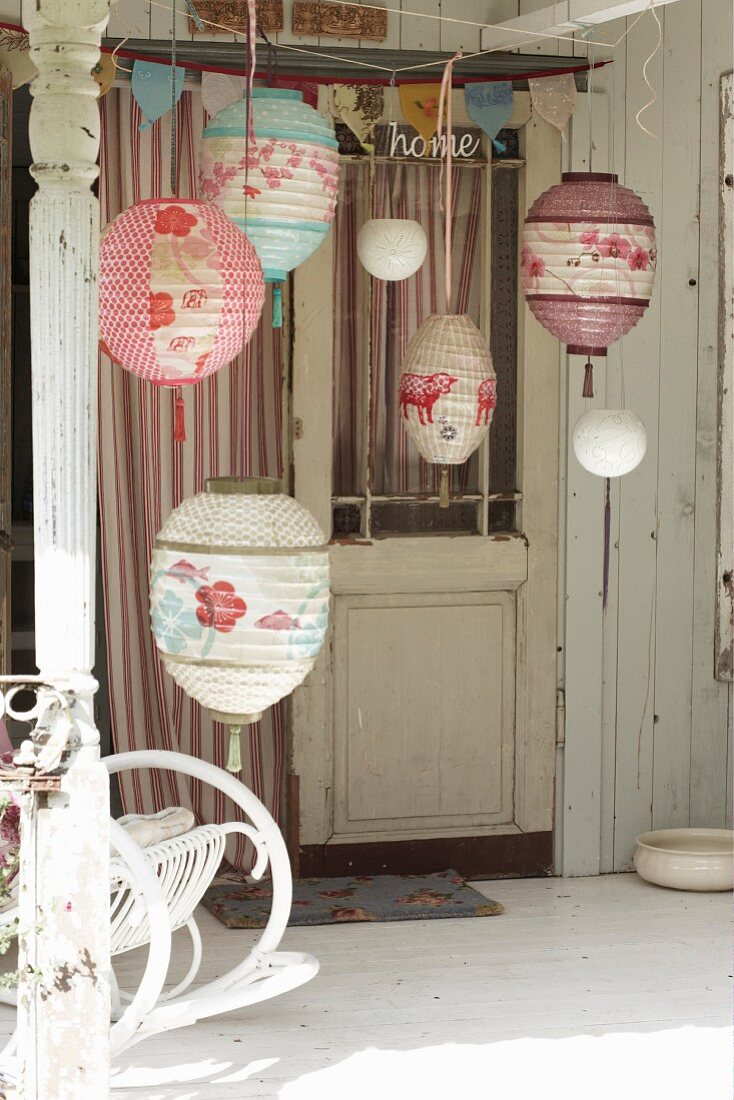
[{"xmin": 436, "ymin": 52, "xmax": 461, "ymax": 313}]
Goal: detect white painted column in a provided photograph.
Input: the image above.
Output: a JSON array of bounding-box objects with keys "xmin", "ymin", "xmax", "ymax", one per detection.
[{"xmin": 16, "ymin": 1, "xmax": 112, "ymax": 1096}]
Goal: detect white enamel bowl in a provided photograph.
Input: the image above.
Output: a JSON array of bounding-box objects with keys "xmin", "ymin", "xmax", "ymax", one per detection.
[{"xmin": 634, "ymin": 828, "xmax": 733, "ymax": 891}]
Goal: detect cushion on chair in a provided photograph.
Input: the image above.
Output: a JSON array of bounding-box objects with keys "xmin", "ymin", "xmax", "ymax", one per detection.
[{"xmin": 116, "ymin": 807, "xmax": 195, "ymax": 848}]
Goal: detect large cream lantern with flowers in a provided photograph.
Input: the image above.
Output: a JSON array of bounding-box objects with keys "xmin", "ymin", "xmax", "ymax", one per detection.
[{"xmin": 150, "ymin": 477, "xmax": 330, "ymax": 770}]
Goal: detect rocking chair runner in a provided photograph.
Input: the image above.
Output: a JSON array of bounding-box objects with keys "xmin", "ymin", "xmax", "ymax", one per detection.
[{"xmin": 0, "ymin": 750, "xmax": 318, "ymax": 1056}]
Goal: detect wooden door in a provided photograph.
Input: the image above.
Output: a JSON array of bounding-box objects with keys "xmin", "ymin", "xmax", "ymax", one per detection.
[
  {"xmin": 0, "ymin": 67, "xmax": 11, "ymax": 676},
  {"xmin": 290, "ymin": 95, "xmax": 561, "ymax": 878}
]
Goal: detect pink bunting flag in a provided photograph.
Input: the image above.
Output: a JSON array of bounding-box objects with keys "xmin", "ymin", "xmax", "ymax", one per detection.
[{"xmin": 528, "ymin": 73, "xmax": 577, "ymax": 133}]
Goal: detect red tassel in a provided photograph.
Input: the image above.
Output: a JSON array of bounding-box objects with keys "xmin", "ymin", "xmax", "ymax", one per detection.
[
  {"xmin": 173, "ymin": 389, "xmax": 186, "ymax": 443},
  {"xmin": 582, "ymin": 361, "xmax": 594, "ymax": 398}
]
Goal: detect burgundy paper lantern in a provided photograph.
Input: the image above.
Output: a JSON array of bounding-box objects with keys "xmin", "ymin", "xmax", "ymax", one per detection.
[
  {"xmin": 99, "ymin": 198, "xmax": 264, "ymax": 388},
  {"xmin": 521, "ymin": 172, "xmax": 656, "ymax": 395}
]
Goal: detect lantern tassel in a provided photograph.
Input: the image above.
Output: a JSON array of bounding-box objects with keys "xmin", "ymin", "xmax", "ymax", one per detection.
[
  {"xmin": 174, "ymin": 389, "xmax": 186, "ymax": 443},
  {"xmin": 439, "ymin": 465, "xmax": 450, "ymax": 509},
  {"xmin": 582, "ymin": 360, "xmax": 594, "ymax": 399},
  {"xmin": 226, "ymin": 725, "xmax": 242, "ymax": 774},
  {"xmin": 603, "ymin": 476, "xmax": 611, "ymax": 613},
  {"xmin": 272, "ymin": 283, "xmax": 283, "ymax": 329}
]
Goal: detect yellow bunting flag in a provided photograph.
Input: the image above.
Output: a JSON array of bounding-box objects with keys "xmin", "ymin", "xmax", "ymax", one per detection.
[
  {"xmin": 399, "ymin": 83, "xmax": 445, "ymax": 156},
  {"xmin": 92, "ymin": 53, "xmax": 116, "ymax": 97}
]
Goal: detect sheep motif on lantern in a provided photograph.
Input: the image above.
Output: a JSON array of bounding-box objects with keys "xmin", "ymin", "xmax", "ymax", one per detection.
[
  {"xmin": 149, "ymin": 477, "xmax": 330, "ymax": 771},
  {"xmin": 99, "ymin": 199, "xmax": 264, "ymax": 388},
  {"xmin": 200, "ymin": 88, "xmax": 340, "ymax": 325},
  {"xmin": 357, "ymin": 219, "xmax": 428, "ymax": 281},
  {"xmin": 399, "ymin": 314, "xmax": 497, "ymax": 503},
  {"xmin": 521, "ymin": 172, "xmax": 657, "ymax": 396}
]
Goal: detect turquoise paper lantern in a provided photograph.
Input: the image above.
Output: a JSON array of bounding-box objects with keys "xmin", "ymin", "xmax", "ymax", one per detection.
[{"xmin": 200, "ymin": 88, "xmax": 340, "ymax": 322}]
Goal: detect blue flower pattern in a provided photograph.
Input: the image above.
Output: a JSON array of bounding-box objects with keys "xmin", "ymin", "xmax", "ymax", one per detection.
[{"xmin": 151, "ymin": 588, "xmax": 204, "ymax": 655}]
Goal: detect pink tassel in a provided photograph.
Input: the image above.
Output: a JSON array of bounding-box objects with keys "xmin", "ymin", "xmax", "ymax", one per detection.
[
  {"xmin": 173, "ymin": 389, "xmax": 186, "ymax": 443},
  {"xmin": 582, "ymin": 361, "xmax": 594, "ymax": 398}
]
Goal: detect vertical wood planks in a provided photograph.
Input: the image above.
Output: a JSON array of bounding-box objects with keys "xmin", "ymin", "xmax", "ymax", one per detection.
[
  {"xmin": 689, "ymin": 0, "xmax": 732, "ymax": 826},
  {"xmin": 610, "ymin": 7, "xmax": 664, "ymax": 870},
  {"xmin": 649, "ymin": 0, "xmax": 700, "ymax": 831},
  {"xmin": 107, "ymin": 1, "xmax": 150, "ymax": 39},
  {"xmin": 399, "ymin": 0, "xmax": 440, "ymax": 52},
  {"xmin": 514, "ymin": 112, "xmax": 561, "ymax": 835}
]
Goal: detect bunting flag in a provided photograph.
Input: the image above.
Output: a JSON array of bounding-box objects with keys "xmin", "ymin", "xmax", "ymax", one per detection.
[
  {"xmin": 464, "ymin": 80, "xmax": 513, "ymax": 153},
  {"xmin": 0, "ymin": 26, "xmax": 35, "ymax": 89},
  {"xmin": 528, "ymin": 72, "xmax": 577, "ymax": 133},
  {"xmin": 91, "ymin": 52, "xmax": 116, "ymax": 98},
  {"xmin": 201, "ymin": 70, "xmax": 245, "ymax": 118},
  {"xmin": 399, "ymin": 82, "xmax": 444, "ymax": 154},
  {"xmin": 330, "ymin": 83, "xmax": 384, "ymax": 151},
  {"xmin": 132, "ymin": 59, "xmax": 185, "ymax": 131}
]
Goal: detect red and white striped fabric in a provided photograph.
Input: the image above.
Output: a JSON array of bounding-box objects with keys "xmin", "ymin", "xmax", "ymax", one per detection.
[
  {"xmin": 333, "ymin": 161, "xmax": 482, "ymax": 498},
  {"xmin": 98, "ymin": 90, "xmax": 285, "ymax": 870}
]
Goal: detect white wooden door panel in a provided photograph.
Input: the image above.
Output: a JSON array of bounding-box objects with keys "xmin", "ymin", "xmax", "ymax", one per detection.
[{"xmin": 333, "ymin": 591, "xmax": 515, "ymax": 840}]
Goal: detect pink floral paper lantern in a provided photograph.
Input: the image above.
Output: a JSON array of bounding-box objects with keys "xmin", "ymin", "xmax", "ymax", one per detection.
[
  {"xmin": 99, "ymin": 198, "xmax": 264, "ymax": 389},
  {"xmin": 521, "ymin": 172, "xmax": 656, "ymax": 395}
]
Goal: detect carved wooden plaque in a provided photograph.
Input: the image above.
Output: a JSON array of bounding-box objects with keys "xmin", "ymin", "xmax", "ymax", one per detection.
[
  {"xmin": 189, "ymin": 0, "xmax": 284, "ymax": 35},
  {"xmin": 292, "ymin": 1, "xmax": 387, "ymax": 40}
]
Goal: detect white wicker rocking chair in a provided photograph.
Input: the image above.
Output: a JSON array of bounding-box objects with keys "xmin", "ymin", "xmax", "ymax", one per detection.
[{"xmin": 0, "ymin": 749, "xmax": 318, "ymax": 1057}]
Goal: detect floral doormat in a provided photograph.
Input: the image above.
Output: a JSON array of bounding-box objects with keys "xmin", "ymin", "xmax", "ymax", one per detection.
[{"xmin": 202, "ymin": 870, "xmax": 503, "ymax": 928}]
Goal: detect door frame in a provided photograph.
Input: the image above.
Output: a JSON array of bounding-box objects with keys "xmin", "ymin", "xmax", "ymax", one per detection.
[{"xmin": 289, "ymin": 99, "xmax": 561, "ymax": 877}]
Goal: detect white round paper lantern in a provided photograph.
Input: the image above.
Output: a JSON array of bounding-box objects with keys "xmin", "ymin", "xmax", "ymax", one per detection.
[
  {"xmin": 150, "ymin": 477, "xmax": 329, "ymax": 770},
  {"xmin": 357, "ymin": 219, "xmax": 428, "ymax": 281},
  {"xmin": 573, "ymin": 409, "xmax": 647, "ymax": 477}
]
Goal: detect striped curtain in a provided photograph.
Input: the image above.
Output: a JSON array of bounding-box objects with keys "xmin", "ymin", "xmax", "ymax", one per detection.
[
  {"xmin": 98, "ymin": 89, "xmax": 286, "ymax": 868},
  {"xmin": 333, "ymin": 160, "xmax": 483, "ymax": 498}
]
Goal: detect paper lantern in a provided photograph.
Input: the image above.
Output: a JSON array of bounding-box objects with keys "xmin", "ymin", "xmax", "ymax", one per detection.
[
  {"xmin": 357, "ymin": 219, "xmax": 427, "ymax": 281},
  {"xmin": 99, "ymin": 198, "xmax": 264, "ymax": 387},
  {"xmin": 200, "ymin": 88, "xmax": 340, "ymax": 301},
  {"xmin": 522, "ymin": 172, "xmax": 656, "ymax": 395},
  {"xmin": 150, "ymin": 477, "xmax": 329, "ymax": 770},
  {"xmin": 398, "ymin": 315, "xmax": 496, "ymax": 501},
  {"xmin": 573, "ymin": 409, "xmax": 647, "ymax": 477}
]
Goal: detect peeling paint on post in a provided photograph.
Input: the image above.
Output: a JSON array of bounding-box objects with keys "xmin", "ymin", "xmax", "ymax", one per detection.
[{"xmin": 16, "ymin": 0, "xmax": 112, "ymax": 1096}]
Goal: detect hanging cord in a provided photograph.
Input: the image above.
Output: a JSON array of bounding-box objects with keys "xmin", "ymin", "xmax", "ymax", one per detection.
[
  {"xmin": 436, "ymin": 53, "xmax": 461, "ymax": 508},
  {"xmin": 635, "ymin": 1, "xmax": 662, "ymax": 139},
  {"xmin": 603, "ymin": 476, "xmax": 611, "ymax": 612},
  {"xmin": 436, "ymin": 51, "xmax": 461, "ymax": 315},
  {"xmin": 169, "ymin": 0, "xmax": 177, "ymax": 195}
]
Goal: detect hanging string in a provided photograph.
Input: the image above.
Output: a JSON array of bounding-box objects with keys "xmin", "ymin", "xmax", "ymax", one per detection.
[
  {"xmin": 169, "ymin": 0, "xmax": 177, "ymax": 194},
  {"xmin": 436, "ymin": 51, "xmax": 461, "ymax": 315},
  {"xmin": 635, "ymin": 0, "xmax": 662, "ymax": 138}
]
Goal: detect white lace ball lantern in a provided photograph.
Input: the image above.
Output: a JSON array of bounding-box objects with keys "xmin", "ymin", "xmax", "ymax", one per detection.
[
  {"xmin": 357, "ymin": 219, "xmax": 427, "ymax": 281},
  {"xmin": 200, "ymin": 88, "xmax": 340, "ymax": 325},
  {"xmin": 99, "ymin": 199, "xmax": 264, "ymax": 388},
  {"xmin": 573, "ymin": 409, "xmax": 647, "ymax": 477},
  {"xmin": 150, "ymin": 477, "xmax": 330, "ymax": 771},
  {"xmin": 398, "ymin": 314, "xmax": 497, "ymax": 504}
]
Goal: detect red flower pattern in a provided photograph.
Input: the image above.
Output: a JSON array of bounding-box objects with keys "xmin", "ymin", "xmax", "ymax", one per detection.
[
  {"xmin": 154, "ymin": 205, "xmax": 198, "ymax": 237},
  {"xmin": 598, "ymin": 233, "xmax": 631, "ymax": 260},
  {"xmin": 579, "ymin": 229, "xmax": 599, "ymax": 246},
  {"xmin": 149, "ymin": 291, "xmax": 176, "ymax": 330},
  {"xmin": 195, "ymin": 581, "xmax": 247, "ymax": 633},
  {"xmin": 527, "ymin": 256, "xmax": 545, "ymax": 278},
  {"xmin": 627, "ymin": 246, "xmax": 650, "ymax": 271}
]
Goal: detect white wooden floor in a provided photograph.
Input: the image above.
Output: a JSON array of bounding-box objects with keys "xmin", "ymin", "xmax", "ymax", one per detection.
[{"xmin": 2, "ymin": 874, "xmax": 731, "ymax": 1099}]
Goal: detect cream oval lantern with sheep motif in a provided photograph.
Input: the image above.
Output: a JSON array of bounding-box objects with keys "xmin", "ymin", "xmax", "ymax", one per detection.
[
  {"xmin": 398, "ymin": 314, "xmax": 497, "ymax": 502},
  {"xmin": 149, "ymin": 477, "xmax": 330, "ymax": 771}
]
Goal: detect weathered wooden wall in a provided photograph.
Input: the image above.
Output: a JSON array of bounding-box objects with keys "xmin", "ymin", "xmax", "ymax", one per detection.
[{"xmin": 558, "ymin": 0, "xmax": 733, "ymax": 873}]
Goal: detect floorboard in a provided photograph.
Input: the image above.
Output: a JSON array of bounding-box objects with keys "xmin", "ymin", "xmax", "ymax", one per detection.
[{"xmin": 0, "ymin": 874, "xmax": 730, "ymax": 1099}]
